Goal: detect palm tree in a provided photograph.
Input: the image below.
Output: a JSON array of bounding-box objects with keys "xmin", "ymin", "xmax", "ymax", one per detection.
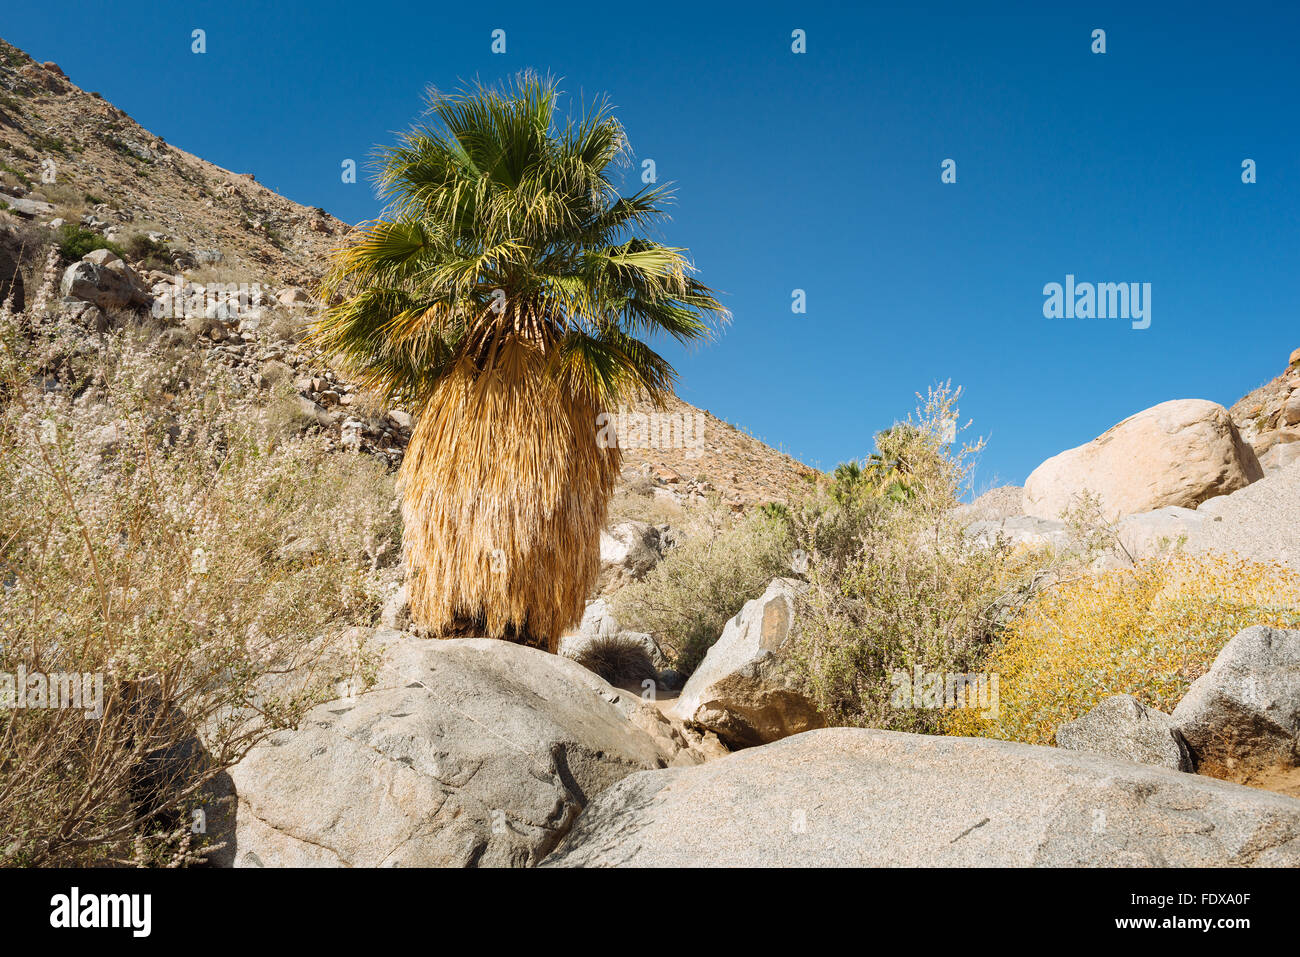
[{"xmin": 311, "ymin": 74, "xmax": 726, "ymax": 650}]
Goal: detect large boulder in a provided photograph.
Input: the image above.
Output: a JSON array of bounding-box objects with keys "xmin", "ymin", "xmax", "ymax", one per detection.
[
  {"xmin": 213, "ymin": 631, "xmax": 705, "ymax": 868},
  {"xmin": 1181, "ymin": 460, "xmax": 1300, "ymax": 571},
  {"xmin": 1172, "ymin": 626, "xmax": 1300, "ymax": 779},
  {"xmin": 60, "ymin": 249, "xmax": 151, "ymax": 310},
  {"xmin": 1056, "ymin": 695, "xmax": 1193, "ymax": 771},
  {"xmin": 544, "ymin": 728, "xmax": 1300, "ymax": 866},
  {"xmin": 669, "ymin": 578, "xmax": 824, "ymax": 748},
  {"xmin": 1024, "ymin": 399, "xmax": 1263, "ymax": 522}
]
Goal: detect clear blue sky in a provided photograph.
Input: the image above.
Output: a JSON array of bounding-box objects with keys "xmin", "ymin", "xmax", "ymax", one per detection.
[{"xmin": 5, "ymin": 1, "xmax": 1297, "ymax": 489}]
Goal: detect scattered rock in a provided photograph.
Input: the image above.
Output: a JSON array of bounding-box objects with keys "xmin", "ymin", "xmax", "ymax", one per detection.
[
  {"xmin": 596, "ymin": 521, "xmax": 673, "ymax": 594},
  {"xmin": 276, "ymin": 286, "xmax": 312, "ymax": 308},
  {"xmin": 293, "ymin": 395, "xmax": 334, "ymax": 428},
  {"xmin": 1056, "ymin": 694, "xmax": 1193, "ymax": 772}
]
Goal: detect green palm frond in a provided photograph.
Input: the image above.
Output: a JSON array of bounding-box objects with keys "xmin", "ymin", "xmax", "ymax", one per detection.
[{"xmin": 312, "ymin": 72, "xmax": 727, "ymax": 406}]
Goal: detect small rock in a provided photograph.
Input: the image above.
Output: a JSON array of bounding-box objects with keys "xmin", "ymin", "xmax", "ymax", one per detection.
[{"xmin": 1056, "ymin": 695, "xmax": 1193, "ymax": 771}]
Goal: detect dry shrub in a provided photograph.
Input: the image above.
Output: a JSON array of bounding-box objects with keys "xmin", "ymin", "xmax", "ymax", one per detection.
[
  {"xmin": 945, "ymin": 552, "xmax": 1300, "ymax": 745},
  {"xmin": 0, "ymin": 284, "xmax": 396, "ymax": 866},
  {"xmin": 606, "ymin": 477, "xmax": 686, "ymax": 526},
  {"xmin": 787, "ymin": 384, "xmax": 1057, "ymax": 734}
]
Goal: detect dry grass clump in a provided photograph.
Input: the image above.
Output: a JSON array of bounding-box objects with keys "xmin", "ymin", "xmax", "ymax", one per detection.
[
  {"xmin": 945, "ymin": 552, "xmax": 1300, "ymax": 745},
  {"xmin": 573, "ymin": 635, "xmax": 658, "ymax": 685},
  {"xmin": 0, "ymin": 270, "xmax": 396, "ymax": 866},
  {"xmin": 606, "ymin": 477, "xmax": 687, "ymax": 526}
]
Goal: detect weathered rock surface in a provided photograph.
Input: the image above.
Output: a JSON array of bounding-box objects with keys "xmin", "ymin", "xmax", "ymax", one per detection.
[
  {"xmin": 1172, "ymin": 626, "xmax": 1300, "ymax": 779},
  {"xmin": 669, "ymin": 578, "xmax": 824, "ymax": 748},
  {"xmin": 213, "ymin": 631, "xmax": 706, "ymax": 868},
  {"xmin": 1259, "ymin": 440, "xmax": 1300, "ymax": 474},
  {"xmin": 1113, "ymin": 506, "xmax": 1205, "ymax": 561},
  {"xmin": 965, "ymin": 515, "xmax": 1072, "ymax": 551},
  {"xmin": 1182, "ymin": 460, "xmax": 1300, "ymax": 571},
  {"xmin": 544, "ymin": 728, "xmax": 1300, "ymax": 866},
  {"xmin": 0, "ymin": 191, "xmax": 55, "ymax": 217},
  {"xmin": 60, "ymin": 249, "xmax": 151, "ymax": 310},
  {"xmin": 1056, "ymin": 695, "xmax": 1193, "ymax": 771},
  {"xmin": 1024, "ymin": 399, "xmax": 1263, "ymax": 522},
  {"xmin": 595, "ymin": 520, "xmax": 675, "ymax": 594}
]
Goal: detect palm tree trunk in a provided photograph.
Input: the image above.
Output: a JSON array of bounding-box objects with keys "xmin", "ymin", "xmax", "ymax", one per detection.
[{"xmin": 399, "ymin": 343, "xmax": 621, "ymax": 650}]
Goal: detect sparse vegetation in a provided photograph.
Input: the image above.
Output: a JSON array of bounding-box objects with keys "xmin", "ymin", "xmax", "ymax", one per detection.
[
  {"xmin": 55, "ymin": 223, "xmax": 124, "ymax": 262},
  {"xmin": 573, "ymin": 635, "xmax": 658, "ymax": 685},
  {"xmin": 0, "ymin": 261, "xmax": 398, "ymax": 866},
  {"xmin": 785, "ymin": 384, "xmax": 1058, "ymax": 733},
  {"xmin": 124, "ymin": 232, "xmax": 173, "ymax": 271},
  {"xmin": 31, "ymin": 133, "xmax": 68, "ymax": 157}
]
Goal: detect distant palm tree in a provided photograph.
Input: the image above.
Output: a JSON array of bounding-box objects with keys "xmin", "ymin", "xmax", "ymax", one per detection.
[{"xmin": 312, "ymin": 75, "xmax": 726, "ymax": 649}]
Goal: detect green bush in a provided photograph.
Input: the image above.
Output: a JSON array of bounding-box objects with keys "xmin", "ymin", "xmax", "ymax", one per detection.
[
  {"xmin": 56, "ymin": 223, "xmax": 124, "ymax": 262},
  {"xmin": 123, "ymin": 232, "xmax": 173, "ymax": 271}
]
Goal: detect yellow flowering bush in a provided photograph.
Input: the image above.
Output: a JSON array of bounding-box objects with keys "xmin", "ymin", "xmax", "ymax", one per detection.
[{"xmin": 947, "ymin": 553, "xmax": 1300, "ymax": 745}]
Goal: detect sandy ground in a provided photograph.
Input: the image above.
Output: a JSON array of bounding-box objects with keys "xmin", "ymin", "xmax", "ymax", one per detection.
[
  {"xmin": 1234, "ymin": 766, "xmax": 1300, "ymax": 800},
  {"xmin": 615, "ymin": 681, "xmax": 680, "ymax": 716}
]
